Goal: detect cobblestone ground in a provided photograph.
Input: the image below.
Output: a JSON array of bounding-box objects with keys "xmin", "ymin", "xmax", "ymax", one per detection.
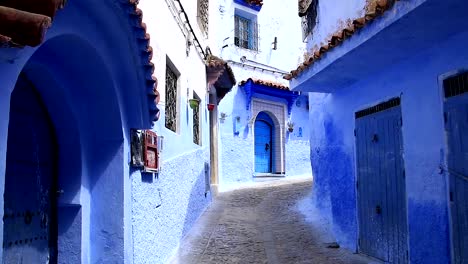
[{"xmin": 170, "ymin": 178, "xmax": 381, "ymax": 264}]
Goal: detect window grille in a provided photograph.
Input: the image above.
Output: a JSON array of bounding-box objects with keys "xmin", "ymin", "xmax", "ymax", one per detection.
[
  {"xmin": 193, "ymin": 93, "xmax": 201, "ymax": 145},
  {"xmin": 301, "ymin": 0, "xmax": 318, "ymax": 40},
  {"xmin": 234, "ymin": 15, "xmax": 258, "ymax": 51},
  {"xmin": 444, "ymin": 72, "xmax": 468, "ymax": 98},
  {"xmin": 198, "ymin": 0, "xmax": 209, "ymax": 36},
  {"xmin": 355, "ymin": 98, "xmax": 401, "ymax": 119},
  {"xmin": 165, "ymin": 65, "xmax": 178, "ymax": 132}
]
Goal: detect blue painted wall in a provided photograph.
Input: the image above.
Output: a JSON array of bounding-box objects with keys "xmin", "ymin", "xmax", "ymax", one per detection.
[
  {"xmin": 307, "ymin": 29, "xmax": 468, "ymax": 263},
  {"xmin": 0, "ymin": 1, "xmax": 158, "ymax": 263},
  {"xmin": 131, "ymin": 148, "xmax": 211, "ymax": 264}
]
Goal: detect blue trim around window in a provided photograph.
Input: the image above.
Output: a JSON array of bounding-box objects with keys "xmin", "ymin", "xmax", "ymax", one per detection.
[
  {"xmin": 233, "ymin": 0, "xmax": 262, "ymax": 11},
  {"xmin": 240, "ymin": 79, "xmax": 299, "ymax": 115}
]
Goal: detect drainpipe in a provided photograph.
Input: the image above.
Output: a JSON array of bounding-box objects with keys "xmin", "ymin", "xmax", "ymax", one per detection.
[{"xmin": 209, "ymin": 90, "xmax": 219, "ymax": 194}]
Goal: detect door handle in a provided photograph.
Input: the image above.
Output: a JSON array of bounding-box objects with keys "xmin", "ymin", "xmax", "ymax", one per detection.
[
  {"xmin": 265, "ymin": 143, "xmax": 270, "ymax": 151},
  {"xmin": 376, "ymin": 205, "xmax": 382, "ymax": 215}
]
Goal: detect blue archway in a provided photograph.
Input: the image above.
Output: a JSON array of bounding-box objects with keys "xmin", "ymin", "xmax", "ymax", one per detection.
[
  {"xmin": 254, "ymin": 112, "xmax": 275, "ymax": 173},
  {"xmin": 4, "ymin": 34, "xmax": 125, "ymax": 263}
]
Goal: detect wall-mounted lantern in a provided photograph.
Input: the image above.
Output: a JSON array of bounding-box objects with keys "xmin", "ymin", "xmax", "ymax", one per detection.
[{"xmin": 131, "ymin": 129, "xmax": 161, "ymax": 173}]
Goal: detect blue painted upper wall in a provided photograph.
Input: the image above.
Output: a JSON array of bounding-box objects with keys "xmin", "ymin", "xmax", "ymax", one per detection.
[
  {"xmin": 290, "ymin": 0, "xmax": 468, "ymax": 262},
  {"xmin": 305, "ymin": 22, "xmax": 468, "ymax": 264}
]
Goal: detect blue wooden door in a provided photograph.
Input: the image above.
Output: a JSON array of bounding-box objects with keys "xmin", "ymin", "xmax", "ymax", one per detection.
[
  {"xmin": 444, "ymin": 85, "xmax": 468, "ymax": 263},
  {"xmin": 356, "ymin": 101, "xmax": 408, "ymax": 263},
  {"xmin": 255, "ymin": 116, "xmax": 272, "ymax": 173},
  {"xmin": 3, "ymin": 74, "xmax": 58, "ymax": 263}
]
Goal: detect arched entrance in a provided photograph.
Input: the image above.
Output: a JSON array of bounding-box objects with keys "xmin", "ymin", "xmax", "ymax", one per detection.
[
  {"xmin": 3, "ymin": 73, "xmax": 58, "ymax": 263},
  {"xmin": 255, "ymin": 112, "xmax": 274, "ymax": 173}
]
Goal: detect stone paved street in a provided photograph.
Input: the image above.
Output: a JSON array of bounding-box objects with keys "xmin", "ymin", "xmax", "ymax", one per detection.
[{"xmin": 170, "ymin": 178, "xmax": 381, "ymax": 264}]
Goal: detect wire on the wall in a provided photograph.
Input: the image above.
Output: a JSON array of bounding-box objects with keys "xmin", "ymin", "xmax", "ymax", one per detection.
[{"xmin": 164, "ymin": 0, "xmax": 207, "ymax": 60}]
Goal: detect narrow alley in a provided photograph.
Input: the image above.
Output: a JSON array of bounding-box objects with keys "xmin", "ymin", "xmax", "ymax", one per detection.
[{"xmin": 171, "ymin": 179, "xmax": 380, "ymax": 264}]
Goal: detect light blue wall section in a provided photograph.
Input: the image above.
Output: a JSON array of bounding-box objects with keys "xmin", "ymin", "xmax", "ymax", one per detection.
[
  {"xmin": 131, "ymin": 148, "xmax": 211, "ymax": 264},
  {"xmin": 307, "ymin": 29, "xmax": 468, "ymax": 263},
  {"xmin": 218, "ymin": 85, "xmax": 311, "ymax": 187}
]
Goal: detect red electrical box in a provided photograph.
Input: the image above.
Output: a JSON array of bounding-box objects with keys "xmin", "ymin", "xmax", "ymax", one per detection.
[{"xmin": 143, "ymin": 130, "xmax": 159, "ymax": 172}]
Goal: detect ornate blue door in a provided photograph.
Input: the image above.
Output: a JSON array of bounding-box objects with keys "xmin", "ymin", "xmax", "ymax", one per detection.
[
  {"xmin": 444, "ymin": 74, "xmax": 468, "ymax": 264},
  {"xmin": 255, "ymin": 113, "xmax": 273, "ymax": 173},
  {"xmin": 355, "ymin": 99, "xmax": 408, "ymax": 263},
  {"xmin": 3, "ymin": 74, "xmax": 58, "ymax": 263}
]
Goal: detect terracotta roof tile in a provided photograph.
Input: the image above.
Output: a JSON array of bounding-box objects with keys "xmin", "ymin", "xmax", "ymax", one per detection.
[
  {"xmin": 245, "ymin": 0, "xmax": 263, "ymax": 7},
  {"xmin": 285, "ymin": 0, "xmax": 398, "ymax": 81},
  {"xmin": 239, "ymin": 78, "xmax": 290, "ymax": 90},
  {"xmin": 121, "ymin": 0, "xmax": 161, "ymax": 122},
  {"xmin": 0, "ymin": 0, "xmax": 64, "ymax": 47},
  {"xmin": 206, "ymin": 55, "xmax": 236, "ymax": 86}
]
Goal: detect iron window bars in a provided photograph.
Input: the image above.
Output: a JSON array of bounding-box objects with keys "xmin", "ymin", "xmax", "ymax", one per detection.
[
  {"xmin": 193, "ymin": 93, "xmax": 201, "ymax": 145},
  {"xmin": 165, "ymin": 65, "xmax": 178, "ymax": 132},
  {"xmin": 234, "ymin": 15, "xmax": 258, "ymax": 51},
  {"xmin": 355, "ymin": 97, "xmax": 401, "ymax": 119},
  {"xmin": 198, "ymin": 0, "xmax": 209, "ymax": 36},
  {"xmin": 444, "ymin": 72, "xmax": 468, "ymax": 98},
  {"xmin": 301, "ymin": 0, "xmax": 318, "ymax": 40}
]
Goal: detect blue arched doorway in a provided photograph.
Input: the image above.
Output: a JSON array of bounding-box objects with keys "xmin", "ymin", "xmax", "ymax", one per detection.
[
  {"xmin": 3, "ymin": 73, "xmax": 58, "ymax": 263},
  {"xmin": 255, "ymin": 112, "xmax": 274, "ymax": 173}
]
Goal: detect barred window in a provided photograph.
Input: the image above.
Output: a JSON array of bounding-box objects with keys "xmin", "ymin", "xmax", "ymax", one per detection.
[
  {"xmin": 192, "ymin": 93, "xmax": 201, "ymax": 145},
  {"xmin": 234, "ymin": 14, "xmax": 258, "ymax": 51},
  {"xmin": 198, "ymin": 0, "xmax": 209, "ymax": 36},
  {"xmin": 301, "ymin": 0, "xmax": 318, "ymax": 40},
  {"xmin": 165, "ymin": 65, "xmax": 178, "ymax": 132}
]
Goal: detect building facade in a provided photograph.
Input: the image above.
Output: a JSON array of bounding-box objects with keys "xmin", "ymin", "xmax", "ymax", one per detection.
[
  {"xmin": 213, "ymin": 0, "xmax": 312, "ymax": 189},
  {"xmin": 288, "ymin": 0, "xmax": 468, "ymax": 263}
]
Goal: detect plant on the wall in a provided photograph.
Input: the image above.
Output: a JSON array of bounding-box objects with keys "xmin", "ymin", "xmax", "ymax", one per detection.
[{"xmin": 287, "ymin": 121, "xmax": 294, "ymax": 132}]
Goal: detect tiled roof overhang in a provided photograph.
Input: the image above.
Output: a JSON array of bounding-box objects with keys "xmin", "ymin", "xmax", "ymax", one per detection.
[
  {"xmin": 206, "ymin": 55, "xmax": 236, "ymax": 104},
  {"xmin": 240, "ymin": 78, "xmax": 299, "ymax": 115},
  {"xmin": 233, "ymin": 0, "xmax": 263, "ymax": 11},
  {"xmin": 120, "ymin": 0, "xmax": 160, "ymax": 122},
  {"xmin": 239, "ymin": 78, "xmax": 290, "ymax": 91},
  {"xmin": 0, "ymin": 0, "xmax": 160, "ymax": 123},
  {"xmin": 288, "ymin": 0, "xmax": 468, "ymax": 93},
  {"xmin": 0, "ymin": 0, "xmax": 66, "ymax": 47}
]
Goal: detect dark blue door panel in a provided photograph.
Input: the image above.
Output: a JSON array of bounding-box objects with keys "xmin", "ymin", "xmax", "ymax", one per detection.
[
  {"xmin": 3, "ymin": 75, "xmax": 58, "ymax": 263},
  {"xmin": 445, "ymin": 92, "xmax": 468, "ymax": 264},
  {"xmin": 356, "ymin": 105, "xmax": 408, "ymax": 263}
]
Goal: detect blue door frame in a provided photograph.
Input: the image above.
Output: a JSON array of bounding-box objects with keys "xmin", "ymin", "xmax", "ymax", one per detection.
[
  {"xmin": 355, "ymin": 101, "xmax": 408, "ymax": 263},
  {"xmin": 3, "ymin": 74, "xmax": 58, "ymax": 263},
  {"xmin": 444, "ymin": 83, "xmax": 468, "ymax": 264},
  {"xmin": 255, "ymin": 112, "xmax": 273, "ymax": 173}
]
